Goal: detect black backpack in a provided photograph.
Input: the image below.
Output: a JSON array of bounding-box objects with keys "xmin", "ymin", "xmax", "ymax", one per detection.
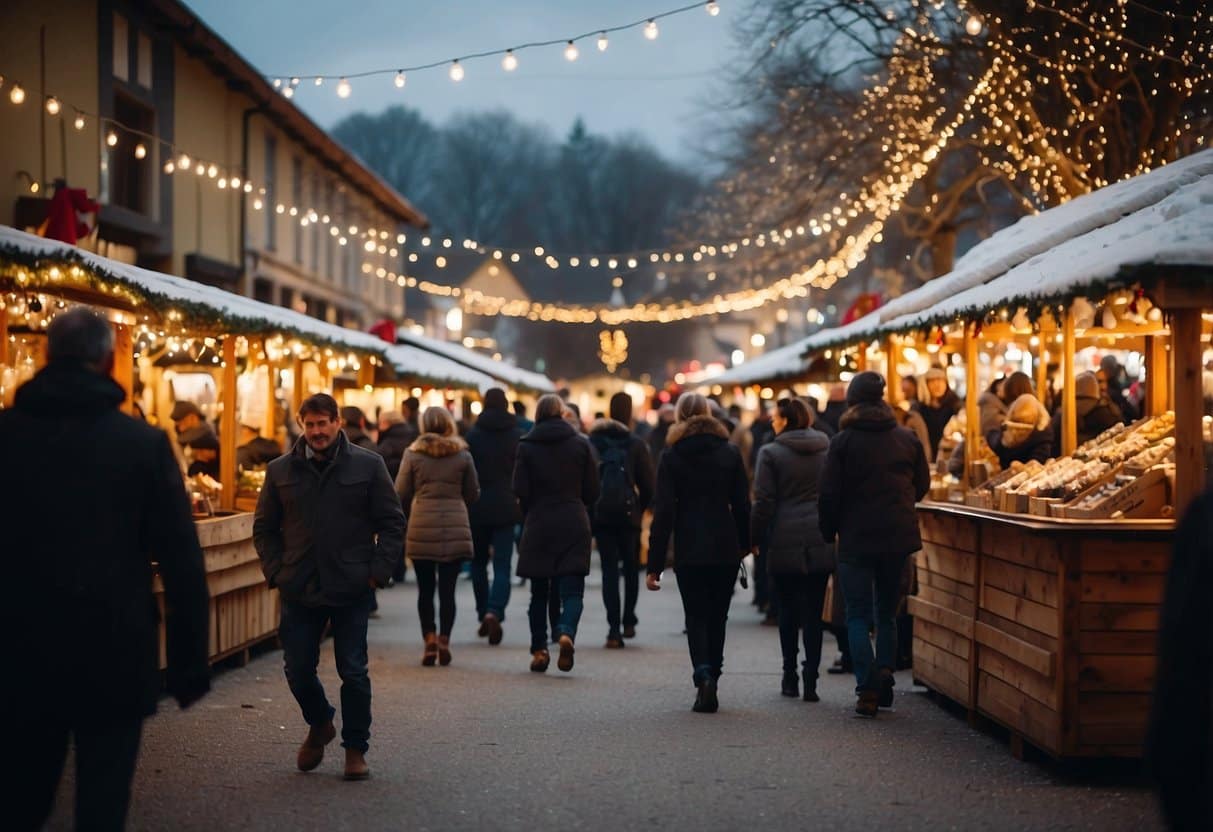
[{"xmin": 595, "ymin": 437, "xmax": 636, "ymax": 525}]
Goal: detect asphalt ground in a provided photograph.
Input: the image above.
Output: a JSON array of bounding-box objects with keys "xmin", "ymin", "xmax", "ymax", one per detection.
[{"xmin": 46, "ymin": 568, "xmax": 1164, "ymax": 831}]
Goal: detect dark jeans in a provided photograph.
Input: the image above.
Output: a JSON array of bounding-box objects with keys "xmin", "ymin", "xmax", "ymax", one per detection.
[
  {"xmin": 675, "ymin": 564, "xmax": 737, "ymax": 685},
  {"xmin": 529, "ymin": 575, "xmax": 585, "ymax": 651},
  {"xmin": 17, "ymin": 715, "xmax": 143, "ymax": 832},
  {"xmin": 837, "ymin": 553, "xmax": 908, "ymax": 692},
  {"xmin": 279, "ymin": 595, "xmax": 372, "ymax": 752},
  {"xmin": 773, "ymin": 572, "xmax": 830, "ymax": 678},
  {"xmin": 597, "ymin": 524, "xmax": 640, "ymax": 637},
  {"xmin": 471, "ymin": 524, "xmax": 515, "ymax": 622},
  {"xmin": 413, "ymin": 559, "xmax": 462, "ymax": 636}
]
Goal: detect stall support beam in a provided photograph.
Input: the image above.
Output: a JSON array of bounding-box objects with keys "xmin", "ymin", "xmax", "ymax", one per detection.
[
  {"xmin": 885, "ymin": 337, "xmax": 901, "ymax": 406},
  {"xmin": 291, "ymin": 358, "xmax": 304, "ymax": 416},
  {"xmin": 0, "ymin": 304, "xmax": 8, "ymax": 366},
  {"xmin": 1170, "ymin": 308, "xmax": 1205, "ymax": 515},
  {"xmin": 963, "ymin": 324, "xmax": 979, "ymax": 486},
  {"xmin": 220, "ymin": 337, "xmax": 238, "ymax": 512},
  {"xmin": 1061, "ymin": 309, "xmax": 1077, "ymax": 456},
  {"xmin": 856, "ymin": 342, "xmax": 868, "ymax": 373},
  {"xmin": 1035, "ymin": 337, "xmax": 1049, "ymax": 406},
  {"xmin": 112, "ymin": 323, "xmax": 134, "ymax": 415},
  {"xmin": 1144, "ymin": 335, "xmax": 1169, "ymax": 418},
  {"xmin": 264, "ymin": 357, "xmax": 278, "ymax": 443}
]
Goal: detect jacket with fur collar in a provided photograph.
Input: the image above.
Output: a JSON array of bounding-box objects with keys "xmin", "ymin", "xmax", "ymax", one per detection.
[{"xmin": 395, "ymin": 434, "xmax": 480, "ymax": 562}]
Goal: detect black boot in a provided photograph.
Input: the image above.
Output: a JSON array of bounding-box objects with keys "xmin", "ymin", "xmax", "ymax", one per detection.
[
  {"xmin": 878, "ymin": 668, "xmax": 895, "ymax": 708},
  {"xmin": 781, "ymin": 670, "xmax": 799, "ymax": 698},
  {"xmin": 693, "ymin": 678, "xmax": 719, "ymax": 713}
]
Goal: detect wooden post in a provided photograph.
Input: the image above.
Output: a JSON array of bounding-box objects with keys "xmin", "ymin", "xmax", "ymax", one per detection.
[
  {"xmin": 855, "ymin": 342, "xmax": 868, "ymax": 373},
  {"xmin": 357, "ymin": 358, "xmax": 375, "ymax": 391},
  {"xmin": 885, "ymin": 336, "xmax": 901, "ymax": 406},
  {"xmin": 1170, "ymin": 308, "xmax": 1206, "ymax": 515},
  {"xmin": 1144, "ymin": 334, "xmax": 1169, "ymax": 417},
  {"xmin": 111, "ymin": 323, "xmax": 134, "ymax": 415},
  {"xmin": 1061, "ymin": 308, "xmax": 1077, "ymax": 456},
  {"xmin": 220, "ymin": 337, "xmax": 238, "ymax": 511},
  {"xmin": 0, "ymin": 303, "xmax": 8, "ymax": 366},
  {"xmin": 291, "ymin": 357, "xmax": 304, "ymax": 416},
  {"xmin": 963, "ymin": 323, "xmax": 979, "ymax": 486},
  {"xmin": 1035, "ymin": 337, "xmax": 1049, "ymax": 404},
  {"xmin": 263, "ymin": 360, "xmax": 278, "ymax": 442}
]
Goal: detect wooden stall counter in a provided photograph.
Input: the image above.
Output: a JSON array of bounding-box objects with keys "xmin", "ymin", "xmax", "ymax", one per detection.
[
  {"xmin": 154, "ymin": 512, "xmax": 279, "ymax": 668},
  {"xmin": 910, "ymin": 501, "xmax": 1172, "ymax": 759}
]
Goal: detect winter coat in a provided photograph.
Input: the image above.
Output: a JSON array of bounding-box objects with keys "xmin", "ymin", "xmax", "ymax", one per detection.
[
  {"xmin": 254, "ymin": 431, "xmax": 405, "ymax": 607},
  {"xmin": 395, "ymin": 434, "xmax": 480, "ymax": 562},
  {"xmin": 913, "ymin": 389, "xmax": 963, "ymax": 459},
  {"xmin": 237, "ymin": 436, "xmax": 282, "ymax": 469},
  {"xmin": 513, "ymin": 418, "xmax": 600, "ymax": 579},
  {"xmin": 818, "ymin": 402, "xmax": 930, "ymax": 560},
  {"xmin": 648, "ymin": 419, "xmax": 672, "ymax": 462},
  {"xmin": 464, "ymin": 406, "xmax": 524, "ymax": 527},
  {"xmin": 990, "ymin": 426, "xmax": 1054, "ymax": 468},
  {"xmin": 0, "ymin": 362, "xmax": 211, "ymax": 719},
  {"xmin": 588, "ymin": 418, "xmax": 656, "ymax": 529},
  {"xmin": 376, "ymin": 422, "xmax": 415, "ymax": 481},
  {"xmin": 819, "ymin": 400, "xmax": 848, "ymax": 433},
  {"xmin": 750, "ymin": 428, "xmax": 834, "ymax": 575},
  {"xmin": 343, "ymin": 426, "xmax": 378, "ymax": 452},
  {"xmin": 1052, "ymin": 396, "xmax": 1123, "ymax": 448},
  {"xmin": 895, "ymin": 407, "xmax": 932, "ymax": 457},
  {"xmin": 978, "ymin": 390, "xmax": 1008, "ymax": 437},
  {"xmin": 648, "ymin": 415, "xmax": 751, "ymax": 574}
]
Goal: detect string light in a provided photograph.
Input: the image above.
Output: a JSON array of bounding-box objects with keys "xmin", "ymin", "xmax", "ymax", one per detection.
[
  {"xmin": 394, "ymin": 71, "xmax": 406, "ymax": 88},
  {"xmin": 105, "ymin": 130, "xmax": 118, "ymax": 147},
  {"xmin": 644, "ymin": 20, "xmax": 659, "ymax": 40},
  {"xmin": 598, "ymin": 32, "xmax": 609, "ymax": 51},
  {"xmin": 706, "ymin": 2, "xmax": 720, "ymax": 16},
  {"xmin": 502, "ymin": 50, "xmax": 518, "ymax": 71},
  {"xmin": 564, "ymin": 41, "xmax": 580, "ymax": 62},
  {"xmin": 9, "ymin": 84, "xmax": 25, "ymax": 104},
  {"xmin": 336, "ymin": 77, "xmax": 351, "ymax": 98},
  {"xmin": 449, "ymin": 60, "xmax": 464, "ymax": 82},
  {"xmin": 134, "ymin": 143, "xmax": 146, "ymax": 159},
  {"xmin": 965, "ymin": 15, "xmax": 983, "ymax": 37},
  {"xmin": 44, "ymin": 96, "xmax": 60, "ymax": 116},
  {"xmin": 73, "ymin": 112, "xmax": 85, "ymax": 130}
]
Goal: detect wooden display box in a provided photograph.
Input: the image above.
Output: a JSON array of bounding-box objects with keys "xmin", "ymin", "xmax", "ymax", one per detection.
[{"xmin": 1057, "ymin": 467, "xmax": 1168, "ymax": 520}]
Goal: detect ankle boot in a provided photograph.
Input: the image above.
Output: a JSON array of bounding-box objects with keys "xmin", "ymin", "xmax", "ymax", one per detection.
[
  {"xmin": 781, "ymin": 670, "xmax": 799, "ymax": 698},
  {"xmin": 438, "ymin": 634, "xmax": 452, "ymax": 666},
  {"xmin": 343, "ymin": 748, "xmax": 370, "ymax": 781},
  {"xmin": 422, "ymin": 632, "xmax": 438, "ymax": 666}
]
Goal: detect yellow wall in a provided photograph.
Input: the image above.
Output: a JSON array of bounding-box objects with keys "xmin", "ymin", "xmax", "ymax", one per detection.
[{"xmin": 0, "ymin": 0, "xmax": 100, "ymax": 229}]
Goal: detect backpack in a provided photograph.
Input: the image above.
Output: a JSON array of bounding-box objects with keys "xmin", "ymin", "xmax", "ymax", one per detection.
[{"xmin": 595, "ymin": 437, "xmax": 636, "ymax": 525}]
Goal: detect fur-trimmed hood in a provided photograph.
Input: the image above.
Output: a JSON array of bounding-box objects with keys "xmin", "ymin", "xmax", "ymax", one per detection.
[
  {"xmin": 839, "ymin": 402, "xmax": 898, "ymax": 432},
  {"xmin": 666, "ymin": 414, "xmax": 730, "ymax": 445},
  {"xmin": 588, "ymin": 417, "xmax": 630, "ymax": 439},
  {"xmin": 408, "ymin": 433, "xmax": 468, "ymax": 457}
]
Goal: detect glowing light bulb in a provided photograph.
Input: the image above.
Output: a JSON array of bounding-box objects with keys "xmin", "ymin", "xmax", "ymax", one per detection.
[
  {"xmin": 10, "ymin": 84, "xmax": 26, "ymax": 104},
  {"xmin": 179, "ymin": 153, "xmax": 191, "ymax": 169},
  {"xmin": 105, "ymin": 130, "xmax": 118, "ymax": 147},
  {"xmin": 73, "ymin": 113, "xmax": 85, "ymax": 130},
  {"xmin": 272, "ymin": 78, "xmax": 282, "ymax": 89},
  {"xmin": 449, "ymin": 61, "xmax": 464, "ymax": 82},
  {"xmin": 45, "ymin": 96, "xmax": 60, "ymax": 116},
  {"xmin": 394, "ymin": 71, "xmax": 406, "ymax": 88},
  {"xmin": 163, "ymin": 160, "xmax": 175, "ymax": 174},
  {"xmin": 502, "ymin": 50, "xmax": 518, "ymax": 71},
  {"xmin": 965, "ymin": 15, "xmax": 983, "ymax": 36},
  {"xmin": 206, "ymin": 164, "xmax": 218, "ymax": 178},
  {"xmin": 564, "ymin": 41, "xmax": 579, "ymax": 61},
  {"xmin": 134, "ymin": 143, "xmax": 146, "ymax": 159},
  {"xmin": 283, "ymin": 86, "xmax": 294, "ymax": 99},
  {"xmin": 644, "ymin": 20, "xmax": 659, "ymax": 40},
  {"xmin": 336, "ymin": 77, "xmax": 351, "ymax": 98},
  {"xmin": 706, "ymin": 1, "xmax": 720, "ymax": 16},
  {"xmin": 597, "ymin": 32, "xmax": 609, "ymax": 51}
]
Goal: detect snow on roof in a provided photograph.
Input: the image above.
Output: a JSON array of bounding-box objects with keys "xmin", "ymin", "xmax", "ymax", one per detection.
[
  {"xmin": 383, "ymin": 343, "xmax": 498, "ymax": 392},
  {"xmin": 877, "ymin": 148, "xmax": 1213, "ymax": 324},
  {"xmin": 394, "ymin": 326, "xmax": 555, "ymax": 394},
  {"xmin": 707, "ymin": 312, "xmax": 883, "ymax": 387}
]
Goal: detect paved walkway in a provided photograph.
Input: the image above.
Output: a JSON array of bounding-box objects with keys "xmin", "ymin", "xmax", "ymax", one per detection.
[{"xmin": 49, "ymin": 570, "xmax": 1162, "ymax": 831}]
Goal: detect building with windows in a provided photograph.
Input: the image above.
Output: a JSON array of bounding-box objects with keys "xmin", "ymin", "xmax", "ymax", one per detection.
[{"xmin": 0, "ymin": 0, "xmax": 427, "ymax": 329}]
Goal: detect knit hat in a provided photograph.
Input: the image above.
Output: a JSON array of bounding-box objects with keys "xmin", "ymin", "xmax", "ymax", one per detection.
[
  {"xmin": 170, "ymin": 400, "xmax": 203, "ymax": 422},
  {"xmin": 483, "ymin": 387, "xmax": 508, "ymax": 411},
  {"xmin": 1074, "ymin": 371, "xmax": 1099, "ymax": 400},
  {"xmin": 846, "ymin": 371, "xmax": 886, "ymax": 407},
  {"xmin": 925, "ymin": 367, "xmax": 947, "ymax": 382}
]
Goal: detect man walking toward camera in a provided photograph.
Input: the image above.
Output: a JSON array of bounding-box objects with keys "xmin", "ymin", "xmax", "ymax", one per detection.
[{"xmin": 254, "ymin": 393, "xmax": 405, "ymax": 780}]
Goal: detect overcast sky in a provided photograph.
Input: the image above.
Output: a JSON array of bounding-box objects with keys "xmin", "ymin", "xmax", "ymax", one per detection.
[{"xmin": 185, "ymin": 0, "xmax": 742, "ymax": 169}]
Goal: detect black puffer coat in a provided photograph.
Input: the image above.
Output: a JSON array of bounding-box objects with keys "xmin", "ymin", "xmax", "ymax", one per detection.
[
  {"xmin": 376, "ymin": 422, "xmax": 415, "ymax": 480},
  {"xmin": 588, "ymin": 418, "xmax": 656, "ymax": 529},
  {"xmin": 648, "ymin": 415, "xmax": 751, "ymax": 574},
  {"xmin": 0, "ymin": 362, "xmax": 211, "ymax": 718},
  {"xmin": 913, "ymin": 389, "xmax": 963, "ymax": 459},
  {"xmin": 818, "ymin": 402, "xmax": 930, "ymax": 560},
  {"xmin": 254, "ymin": 431, "xmax": 406, "ymax": 606},
  {"xmin": 751, "ymin": 428, "xmax": 834, "ymax": 575},
  {"xmin": 465, "ymin": 406, "xmax": 524, "ymax": 527},
  {"xmin": 1052, "ymin": 397, "xmax": 1123, "ymax": 448},
  {"xmin": 991, "ymin": 427, "xmax": 1054, "ymax": 468},
  {"xmin": 513, "ymin": 418, "xmax": 600, "ymax": 578}
]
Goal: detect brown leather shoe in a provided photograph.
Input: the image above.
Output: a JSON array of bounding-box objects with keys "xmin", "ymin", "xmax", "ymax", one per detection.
[
  {"xmin": 343, "ymin": 748, "xmax": 370, "ymax": 781},
  {"xmin": 530, "ymin": 649, "xmax": 550, "ymax": 672},
  {"xmin": 296, "ymin": 720, "xmax": 336, "ymax": 772},
  {"xmin": 437, "ymin": 634, "xmax": 452, "ymax": 666},
  {"xmin": 422, "ymin": 632, "xmax": 438, "ymax": 666},
  {"xmin": 483, "ymin": 612, "xmax": 503, "ymax": 646},
  {"xmin": 557, "ymin": 634, "xmax": 575, "ymax": 672},
  {"xmin": 605, "ymin": 636, "xmax": 625, "ymax": 649}
]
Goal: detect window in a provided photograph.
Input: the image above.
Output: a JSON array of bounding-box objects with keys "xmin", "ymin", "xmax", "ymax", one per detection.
[
  {"xmin": 106, "ymin": 93, "xmax": 154, "ymax": 214},
  {"xmin": 325, "ymin": 184, "xmax": 335, "ymax": 280},
  {"xmin": 311, "ymin": 182, "xmax": 322, "ymax": 274},
  {"xmin": 264, "ymin": 135, "xmax": 277, "ymax": 251},
  {"xmin": 136, "ymin": 33, "xmax": 152, "ymax": 89},
  {"xmin": 292, "ymin": 157, "xmax": 303, "ymax": 264},
  {"xmin": 253, "ymin": 278, "xmax": 275, "ymax": 304},
  {"xmin": 113, "ymin": 13, "xmax": 129, "ymax": 81},
  {"xmin": 279, "ymin": 286, "xmax": 295, "ymax": 312}
]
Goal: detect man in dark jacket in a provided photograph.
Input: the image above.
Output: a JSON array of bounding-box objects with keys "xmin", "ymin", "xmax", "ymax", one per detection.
[
  {"xmin": 1052, "ymin": 371, "xmax": 1122, "ymax": 448},
  {"xmin": 375, "ymin": 410, "xmax": 413, "ymax": 481},
  {"xmin": 818, "ymin": 371, "xmax": 929, "ymax": 717},
  {"xmin": 465, "ymin": 388, "xmax": 524, "ymax": 644},
  {"xmin": 341, "ymin": 405, "xmax": 377, "ymax": 450},
  {"xmin": 254, "ymin": 393, "xmax": 405, "ymax": 780},
  {"xmin": 4, "ymin": 308, "xmax": 210, "ymax": 830},
  {"xmin": 589, "ymin": 393, "xmax": 656, "ymax": 647}
]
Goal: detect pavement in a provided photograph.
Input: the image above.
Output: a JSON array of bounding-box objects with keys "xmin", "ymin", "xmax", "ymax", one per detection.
[{"xmin": 47, "ymin": 569, "xmax": 1164, "ymax": 831}]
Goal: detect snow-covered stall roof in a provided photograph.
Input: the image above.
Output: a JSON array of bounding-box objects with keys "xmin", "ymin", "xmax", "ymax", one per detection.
[
  {"xmin": 706, "ymin": 313, "xmax": 884, "ymax": 387},
  {"xmin": 383, "ymin": 343, "xmax": 498, "ymax": 392},
  {"xmin": 394, "ymin": 327, "xmax": 555, "ymax": 394}
]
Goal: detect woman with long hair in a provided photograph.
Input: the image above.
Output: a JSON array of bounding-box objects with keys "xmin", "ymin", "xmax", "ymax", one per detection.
[
  {"xmin": 750, "ymin": 397, "xmax": 833, "ymax": 702},
  {"xmin": 395, "ymin": 406, "xmax": 480, "ymax": 666},
  {"xmin": 647, "ymin": 392, "xmax": 750, "ymax": 713},
  {"xmin": 513, "ymin": 394, "xmax": 599, "ymax": 673}
]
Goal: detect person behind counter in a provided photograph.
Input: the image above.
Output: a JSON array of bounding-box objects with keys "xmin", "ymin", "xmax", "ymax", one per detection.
[
  {"xmin": 237, "ymin": 423, "xmax": 282, "ymax": 469},
  {"xmin": 913, "ymin": 367, "xmax": 963, "ymax": 461},
  {"xmin": 988, "ymin": 393, "xmax": 1054, "ymax": 468},
  {"xmin": 183, "ymin": 429, "xmax": 221, "ymax": 479},
  {"xmin": 1051, "ymin": 371, "xmax": 1122, "ymax": 449},
  {"xmin": 5, "ymin": 307, "xmax": 210, "ymax": 830}
]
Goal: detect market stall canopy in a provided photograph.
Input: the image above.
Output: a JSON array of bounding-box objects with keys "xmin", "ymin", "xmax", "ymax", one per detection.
[
  {"xmin": 707, "ymin": 313, "xmax": 883, "ymax": 387},
  {"xmin": 382, "ymin": 342, "xmax": 498, "ymax": 393},
  {"xmin": 394, "ymin": 326, "xmax": 555, "ymax": 394}
]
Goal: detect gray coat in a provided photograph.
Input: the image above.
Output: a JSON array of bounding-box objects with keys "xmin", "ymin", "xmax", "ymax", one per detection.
[
  {"xmin": 750, "ymin": 428, "xmax": 834, "ymax": 575},
  {"xmin": 395, "ymin": 434, "xmax": 480, "ymax": 562}
]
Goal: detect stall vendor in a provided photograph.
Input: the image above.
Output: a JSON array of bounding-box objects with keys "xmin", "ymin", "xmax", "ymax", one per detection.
[
  {"xmin": 237, "ymin": 424, "xmax": 283, "ymax": 469},
  {"xmin": 182, "ymin": 429, "xmax": 221, "ymax": 479}
]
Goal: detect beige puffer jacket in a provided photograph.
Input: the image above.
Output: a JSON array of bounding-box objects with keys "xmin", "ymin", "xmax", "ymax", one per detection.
[{"xmin": 395, "ymin": 433, "xmax": 480, "ymax": 562}]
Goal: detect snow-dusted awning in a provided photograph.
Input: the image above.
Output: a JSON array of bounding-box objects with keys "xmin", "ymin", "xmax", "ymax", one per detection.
[
  {"xmin": 708, "ymin": 313, "xmax": 883, "ymax": 387},
  {"xmin": 383, "ymin": 343, "xmax": 498, "ymax": 392},
  {"xmin": 395, "ymin": 327, "xmax": 555, "ymax": 394}
]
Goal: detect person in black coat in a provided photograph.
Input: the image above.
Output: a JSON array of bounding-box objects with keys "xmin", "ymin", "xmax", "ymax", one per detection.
[
  {"xmin": 341, "ymin": 406, "xmax": 378, "ymax": 451},
  {"xmin": 3, "ymin": 309, "xmax": 210, "ymax": 831},
  {"xmin": 913, "ymin": 366, "xmax": 963, "ymax": 461},
  {"xmin": 237, "ymin": 424, "xmax": 283, "ymax": 469},
  {"xmin": 1148, "ymin": 485, "xmax": 1213, "ymax": 831},
  {"xmin": 254, "ymin": 393, "xmax": 405, "ymax": 780},
  {"xmin": 647, "ymin": 392, "xmax": 751, "ymax": 713},
  {"xmin": 375, "ymin": 411, "xmax": 413, "ymax": 481},
  {"xmin": 465, "ymin": 388, "xmax": 524, "ymax": 644},
  {"xmin": 818, "ymin": 371, "xmax": 930, "ymax": 717},
  {"xmin": 513, "ymin": 394, "xmax": 600, "ymax": 673},
  {"xmin": 588, "ymin": 400, "xmax": 656, "ymax": 648},
  {"xmin": 1051, "ymin": 371, "xmax": 1123, "ymax": 449}
]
